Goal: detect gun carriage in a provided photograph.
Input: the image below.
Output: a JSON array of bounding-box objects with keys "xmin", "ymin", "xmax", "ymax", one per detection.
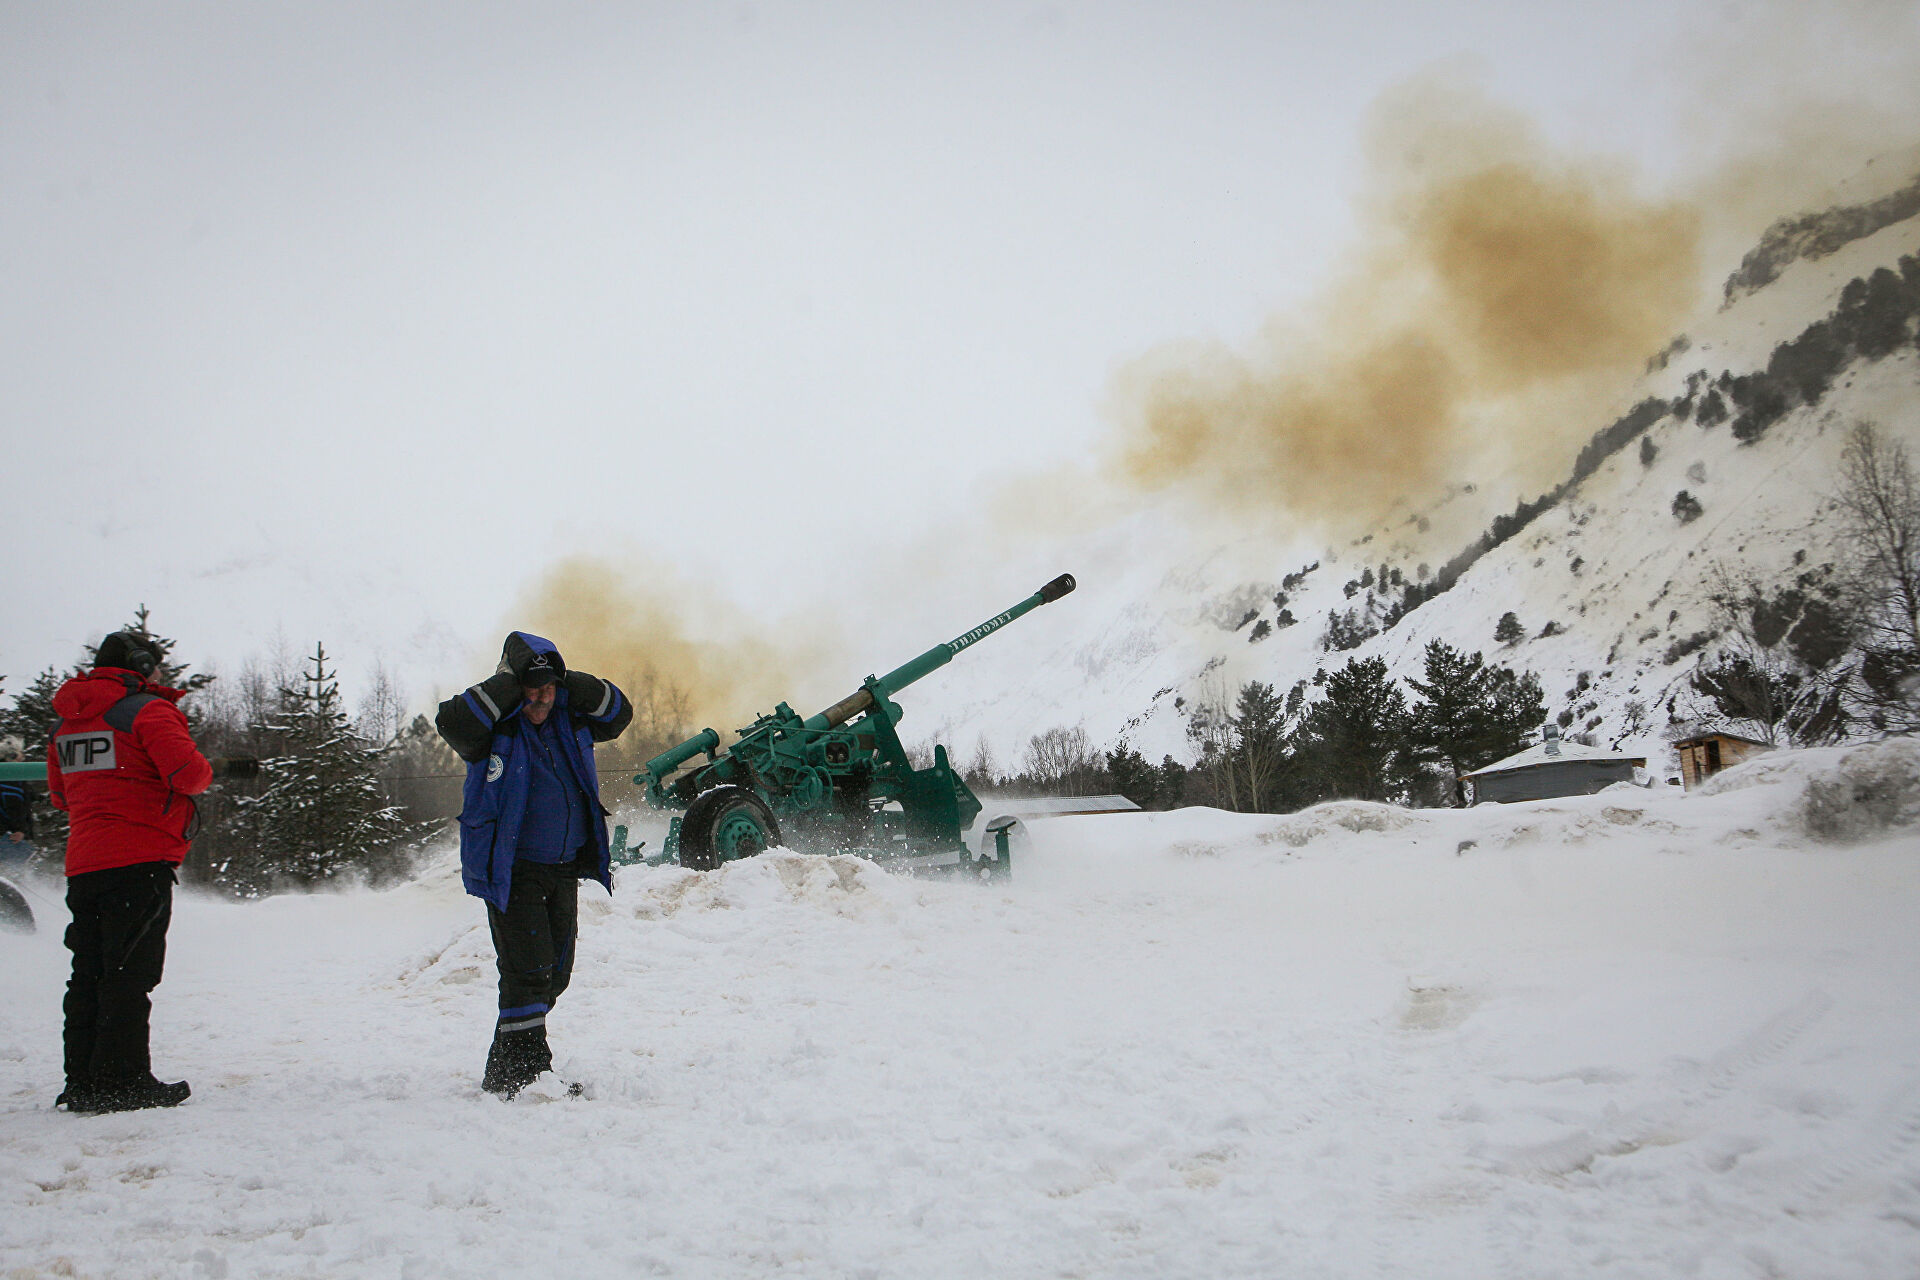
[{"xmin": 615, "ymin": 574, "xmax": 1075, "ymax": 879}]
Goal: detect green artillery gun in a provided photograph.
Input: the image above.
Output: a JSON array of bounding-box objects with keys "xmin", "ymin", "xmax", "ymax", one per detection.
[
  {"xmin": 0, "ymin": 761, "xmax": 44, "ymax": 932},
  {"xmin": 614, "ymin": 573, "xmax": 1076, "ymax": 878}
]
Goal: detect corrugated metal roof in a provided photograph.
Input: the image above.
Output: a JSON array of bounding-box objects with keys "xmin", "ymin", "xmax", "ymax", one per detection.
[
  {"xmin": 974, "ymin": 794, "xmax": 1142, "ymax": 818},
  {"xmin": 1462, "ymin": 740, "xmax": 1647, "ymax": 778}
]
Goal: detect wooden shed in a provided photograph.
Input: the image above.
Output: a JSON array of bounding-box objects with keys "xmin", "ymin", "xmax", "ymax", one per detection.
[
  {"xmin": 1462, "ymin": 728, "xmax": 1647, "ymax": 805},
  {"xmin": 1672, "ymin": 732, "xmax": 1771, "ymax": 790}
]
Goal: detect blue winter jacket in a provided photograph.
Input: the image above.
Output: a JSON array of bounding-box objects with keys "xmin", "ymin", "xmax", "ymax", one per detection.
[{"xmin": 436, "ymin": 633, "xmax": 631, "ymax": 912}]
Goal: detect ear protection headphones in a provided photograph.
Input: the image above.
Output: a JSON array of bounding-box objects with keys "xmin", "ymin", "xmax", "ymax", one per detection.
[{"xmin": 96, "ymin": 631, "xmax": 160, "ymax": 678}]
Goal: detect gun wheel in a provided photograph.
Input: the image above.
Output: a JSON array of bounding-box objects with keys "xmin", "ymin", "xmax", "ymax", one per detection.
[
  {"xmin": 678, "ymin": 785, "xmax": 782, "ymax": 871},
  {"xmin": 0, "ymin": 877, "xmax": 34, "ymax": 934}
]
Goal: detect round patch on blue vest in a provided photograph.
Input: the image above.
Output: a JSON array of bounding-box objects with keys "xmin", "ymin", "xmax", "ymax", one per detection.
[{"xmin": 486, "ymin": 754, "xmax": 504, "ymax": 783}]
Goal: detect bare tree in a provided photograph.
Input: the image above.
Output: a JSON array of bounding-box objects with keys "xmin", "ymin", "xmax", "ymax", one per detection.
[
  {"xmin": 1682, "ymin": 563, "xmax": 1853, "ymax": 746},
  {"xmin": 613, "ymin": 665, "xmax": 697, "ymax": 770},
  {"xmin": 1182, "ymin": 675, "xmax": 1240, "ymax": 810},
  {"xmin": 963, "ymin": 736, "xmax": 997, "ymax": 789},
  {"xmin": 1835, "ymin": 422, "xmax": 1920, "ymax": 731},
  {"xmin": 1023, "ymin": 724, "xmax": 1095, "ymax": 794},
  {"xmin": 356, "ymin": 660, "xmax": 408, "ymax": 746},
  {"xmin": 196, "ymin": 641, "xmax": 300, "ymax": 760}
]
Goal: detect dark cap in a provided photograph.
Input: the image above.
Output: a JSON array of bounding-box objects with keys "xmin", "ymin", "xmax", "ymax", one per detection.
[
  {"xmin": 499, "ymin": 631, "xmax": 566, "ymax": 687},
  {"xmin": 519, "ymin": 661, "xmax": 561, "ymax": 687},
  {"xmin": 95, "ymin": 631, "xmax": 159, "ymax": 677}
]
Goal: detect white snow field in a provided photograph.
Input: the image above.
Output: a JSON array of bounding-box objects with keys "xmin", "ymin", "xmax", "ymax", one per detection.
[{"xmin": 4, "ymin": 742, "xmax": 1920, "ymax": 1279}]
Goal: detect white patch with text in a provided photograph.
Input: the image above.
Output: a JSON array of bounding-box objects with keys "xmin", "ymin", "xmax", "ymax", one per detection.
[{"xmin": 56, "ymin": 732, "xmax": 117, "ymax": 773}]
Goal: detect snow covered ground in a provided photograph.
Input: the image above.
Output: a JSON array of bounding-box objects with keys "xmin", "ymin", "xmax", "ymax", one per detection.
[{"xmin": 4, "ymin": 741, "xmax": 1920, "ymax": 1279}]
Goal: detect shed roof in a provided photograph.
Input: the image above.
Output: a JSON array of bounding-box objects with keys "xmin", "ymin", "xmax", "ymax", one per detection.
[
  {"xmin": 1462, "ymin": 740, "xmax": 1647, "ymax": 779},
  {"xmin": 1672, "ymin": 732, "xmax": 1772, "ymax": 749},
  {"xmin": 975, "ymin": 794, "xmax": 1142, "ymax": 819}
]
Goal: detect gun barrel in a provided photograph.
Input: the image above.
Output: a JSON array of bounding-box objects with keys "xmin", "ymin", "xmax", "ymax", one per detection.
[
  {"xmin": 806, "ymin": 573, "xmax": 1075, "ymax": 730},
  {"xmin": 644, "ymin": 727, "xmax": 720, "ymax": 781}
]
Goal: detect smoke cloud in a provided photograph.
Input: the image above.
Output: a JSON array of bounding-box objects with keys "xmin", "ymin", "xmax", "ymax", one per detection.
[
  {"xmin": 1109, "ymin": 79, "xmax": 1702, "ymax": 527},
  {"xmin": 509, "ymin": 555, "xmax": 841, "ymax": 756},
  {"xmin": 516, "ymin": 16, "xmax": 1920, "ymax": 733}
]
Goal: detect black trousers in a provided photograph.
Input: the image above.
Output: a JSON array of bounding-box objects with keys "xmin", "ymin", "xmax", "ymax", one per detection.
[
  {"xmin": 486, "ymin": 858, "xmax": 581, "ymax": 1032},
  {"xmin": 65, "ymin": 861, "xmax": 174, "ymax": 1086}
]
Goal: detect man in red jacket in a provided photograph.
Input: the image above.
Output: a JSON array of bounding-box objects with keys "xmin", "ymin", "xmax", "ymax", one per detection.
[{"xmin": 47, "ymin": 631, "xmax": 212, "ymax": 1114}]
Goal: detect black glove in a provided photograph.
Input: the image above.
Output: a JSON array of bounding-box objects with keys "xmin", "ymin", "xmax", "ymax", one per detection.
[
  {"xmin": 211, "ymin": 756, "xmax": 261, "ymax": 780},
  {"xmin": 437, "ymin": 671, "xmax": 525, "ymax": 764},
  {"xmin": 564, "ymin": 670, "xmax": 610, "ymax": 715},
  {"xmin": 474, "ymin": 670, "xmax": 523, "ymax": 721}
]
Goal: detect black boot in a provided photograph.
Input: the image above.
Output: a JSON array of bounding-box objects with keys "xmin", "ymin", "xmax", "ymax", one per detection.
[
  {"xmin": 83, "ymin": 1073, "xmax": 190, "ymax": 1114},
  {"xmin": 55, "ymin": 1080, "xmax": 96, "ymax": 1112},
  {"xmin": 481, "ymin": 1026, "xmax": 551, "ymax": 1099}
]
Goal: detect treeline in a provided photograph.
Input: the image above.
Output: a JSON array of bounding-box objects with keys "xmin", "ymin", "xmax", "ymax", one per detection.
[
  {"xmin": 0, "ymin": 614, "xmax": 445, "ymax": 898},
  {"xmin": 190, "ymin": 641, "xmax": 440, "ymax": 895},
  {"xmin": 982, "ymin": 641, "xmax": 1545, "ymax": 813},
  {"xmin": 0, "ymin": 612, "xmax": 453, "ymax": 896},
  {"xmin": 1, "ymin": 620, "xmax": 723, "ymax": 897},
  {"xmin": 1722, "ymin": 256, "xmax": 1920, "ymax": 442}
]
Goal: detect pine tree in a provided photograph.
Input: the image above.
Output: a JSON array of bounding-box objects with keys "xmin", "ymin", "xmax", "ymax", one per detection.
[
  {"xmin": 1406, "ymin": 641, "xmax": 1546, "ymax": 804},
  {"xmin": 1155, "ymin": 756, "xmax": 1187, "ymax": 809},
  {"xmin": 1229, "ymin": 680, "xmax": 1291, "ymax": 812},
  {"xmin": 223, "ymin": 642, "xmax": 416, "ymax": 895},
  {"xmin": 1295, "ymin": 656, "xmax": 1413, "ymax": 804},
  {"xmin": 1104, "ymin": 743, "xmax": 1160, "ymax": 809},
  {"xmin": 91, "ymin": 605, "xmax": 215, "ymax": 698},
  {"xmin": 0, "ymin": 666, "xmax": 63, "ymax": 752},
  {"xmin": 0, "ymin": 666, "xmax": 72, "ymax": 855},
  {"xmin": 1494, "ymin": 612, "xmax": 1525, "ymax": 645}
]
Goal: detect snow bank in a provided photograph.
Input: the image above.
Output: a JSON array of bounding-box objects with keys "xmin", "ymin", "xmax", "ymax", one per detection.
[
  {"xmin": 617, "ymin": 850, "xmax": 919, "ymax": 922},
  {"xmin": 1695, "ymin": 736, "xmax": 1920, "ymax": 843}
]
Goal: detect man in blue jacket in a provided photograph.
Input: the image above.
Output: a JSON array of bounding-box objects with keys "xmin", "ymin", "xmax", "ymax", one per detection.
[
  {"xmin": 0, "ymin": 735, "xmax": 33, "ymax": 855},
  {"xmin": 435, "ymin": 632, "xmax": 631, "ymax": 1098}
]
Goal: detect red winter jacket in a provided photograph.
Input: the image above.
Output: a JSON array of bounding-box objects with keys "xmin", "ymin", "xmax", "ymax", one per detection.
[{"xmin": 47, "ymin": 667, "xmax": 213, "ymax": 875}]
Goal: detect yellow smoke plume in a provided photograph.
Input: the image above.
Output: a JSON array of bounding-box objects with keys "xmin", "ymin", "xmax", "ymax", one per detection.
[
  {"xmin": 509, "ymin": 555, "xmax": 841, "ymax": 760},
  {"xmin": 1110, "ymin": 80, "xmax": 1702, "ymax": 526}
]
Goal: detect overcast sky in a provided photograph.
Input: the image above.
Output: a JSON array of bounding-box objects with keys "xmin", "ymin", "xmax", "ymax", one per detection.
[{"xmin": 2, "ymin": 1, "xmax": 1911, "ymax": 706}]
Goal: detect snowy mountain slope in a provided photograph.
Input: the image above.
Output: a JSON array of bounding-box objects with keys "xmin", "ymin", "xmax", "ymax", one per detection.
[
  {"xmin": 2, "ymin": 739, "xmax": 1917, "ymax": 1278},
  {"xmin": 918, "ymin": 159, "xmax": 1920, "ymax": 772}
]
